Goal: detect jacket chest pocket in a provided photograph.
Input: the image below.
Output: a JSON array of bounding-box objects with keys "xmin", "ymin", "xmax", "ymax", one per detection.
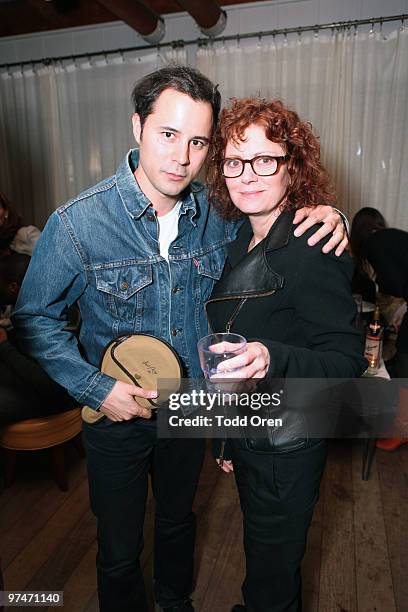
[
  {"xmin": 95, "ymin": 264, "xmax": 152, "ymax": 322},
  {"xmin": 195, "ymin": 250, "xmax": 225, "ymax": 303}
]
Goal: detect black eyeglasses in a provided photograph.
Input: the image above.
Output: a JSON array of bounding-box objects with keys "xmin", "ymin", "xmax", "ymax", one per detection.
[{"xmin": 221, "ymin": 154, "xmax": 290, "ymax": 178}]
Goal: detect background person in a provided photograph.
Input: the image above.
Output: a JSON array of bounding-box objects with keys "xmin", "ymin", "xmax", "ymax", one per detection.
[
  {"xmin": 0, "ymin": 252, "xmax": 75, "ymax": 424},
  {"xmin": 350, "ymin": 206, "xmax": 408, "ymax": 450},
  {"xmin": 362, "ymin": 223, "xmax": 408, "ymax": 450},
  {"xmin": 0, "ymin": 191, "xmax": 41, "ymax": 257},
  {"xmin": 0, "ymin": 191, "xmax": 41, "ymax": 326}
]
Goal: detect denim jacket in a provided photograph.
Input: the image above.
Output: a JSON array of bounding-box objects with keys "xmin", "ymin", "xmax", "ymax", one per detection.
[{"xmin": 12, "ymin": 150, "xmax": 239, "ymax": 410}]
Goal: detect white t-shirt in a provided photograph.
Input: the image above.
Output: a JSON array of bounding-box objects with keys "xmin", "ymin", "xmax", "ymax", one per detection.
[{"xmin": 157, "ymin": 201, "xmax": 182, "ymax": 261}]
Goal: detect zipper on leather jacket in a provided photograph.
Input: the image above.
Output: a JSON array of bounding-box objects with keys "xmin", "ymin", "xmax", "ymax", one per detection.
[
  {"xmin": 205, "ymin": 289, "xmax": 276, "ymax": 333},
  {"xmin": 218, "ymin": 440, "xmax": 226, "ymax": 468},
  {"xmin": 226, "ymin": 298, "xmax": 247, "ymax": 333},
  {"xmin": 206, "ymin": 288, "xmax": 276, "ymax": 464}
]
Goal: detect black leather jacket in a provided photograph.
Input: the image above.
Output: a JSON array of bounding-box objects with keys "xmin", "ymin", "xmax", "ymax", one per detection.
[
  {"xmin": 206, "ymin": 210, "xmax": 367, "ymax": 380},
  {"xmin": 206, "ymin": 211, "xmax": 367, "ymax": 457}
]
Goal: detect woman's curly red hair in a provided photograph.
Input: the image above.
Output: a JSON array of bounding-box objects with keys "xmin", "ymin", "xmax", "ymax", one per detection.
[{"xmin": 207, "ymin": 98, "xmax": 336, "ymax": 220}]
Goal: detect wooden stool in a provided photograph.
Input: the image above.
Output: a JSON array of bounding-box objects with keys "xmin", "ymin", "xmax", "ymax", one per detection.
[{"xmin": 0, "ymin": 408, "xmax": 83, "ymax": 491}]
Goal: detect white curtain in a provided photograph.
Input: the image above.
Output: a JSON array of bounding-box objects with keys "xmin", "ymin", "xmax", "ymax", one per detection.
[
  {"xmin": 0, "ymin": 48, "xmax": 186, "ymax": 227},
  {"xmin": 1, "ymin": 27, "xmax": 407, "ymax": 230},
  {"xmin": 197, "ymin": 26, "xmax": 408, "ymax": 230}
]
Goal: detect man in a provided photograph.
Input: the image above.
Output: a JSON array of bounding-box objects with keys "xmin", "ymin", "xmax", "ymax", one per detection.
[
  {"xmin": 13, "ymin": 66, "xmax": 347, "ymax": 612},
  {"xmin": 0, "ymin": 253, "xmax": 74, "ymax": 424}
]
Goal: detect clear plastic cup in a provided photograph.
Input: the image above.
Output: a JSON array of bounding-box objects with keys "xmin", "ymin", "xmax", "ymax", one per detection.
[{"xmin": 197, "ymin": 333, "xmax": 247, "ymax": 379}]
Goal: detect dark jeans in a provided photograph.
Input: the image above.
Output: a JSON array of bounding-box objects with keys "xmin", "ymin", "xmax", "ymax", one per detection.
[
  {"xmin": 231, "ymin": 439, "xmax": 328, "ymax": 612},
  {"xmin": 82, "ymin": 417, "xmax": 205, "ymax": 612}
]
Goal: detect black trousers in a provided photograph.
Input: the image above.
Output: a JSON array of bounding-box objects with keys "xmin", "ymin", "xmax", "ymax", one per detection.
[
  {"xmin": 230, "ymin": 439, "xmax": 328, "ymax": 612},
  {"xmin": 82, "ymin": 417, "xmax": 205, "ymax": 612}
]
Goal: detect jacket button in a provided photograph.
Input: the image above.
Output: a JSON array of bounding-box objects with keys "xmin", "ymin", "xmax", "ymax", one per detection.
[
  {"xmin": 121, "ymin": 281, "xmax": 129, "ymax": 290},
  {"xmin": 171, "ymin": 286, "xmax": 179, "ymax": 293},
  {"xmin": 171, "ymin": 328, "xmax": 178, "ymax": 336},
  {"xmin": 146, "ymin": 213, "xmax": 155, "ymax": 221}
]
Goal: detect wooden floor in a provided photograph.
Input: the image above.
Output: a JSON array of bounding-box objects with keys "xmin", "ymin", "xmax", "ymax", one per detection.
[{"xmin": 0, "ymin": 439, "xmax": 407, "ymax": 612}]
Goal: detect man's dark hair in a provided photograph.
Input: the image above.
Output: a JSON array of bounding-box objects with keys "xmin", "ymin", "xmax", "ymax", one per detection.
[
  {"xmin": 0, "ymin": 252, "xmax": 30, "ymax": 285},
  {"xmin": 131, "ymin": 65, "xmax": 221, "ymax": 131}
]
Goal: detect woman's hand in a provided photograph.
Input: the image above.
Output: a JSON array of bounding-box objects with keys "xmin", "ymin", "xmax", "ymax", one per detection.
[
  {"xmin": 293, "ymin": 205, "xmax": 348, "ymax": 256},
  {"xmin": 216, "ymin": 341, "xmax": 270, "ymax": 379},
  {"xmin": 216, "ymin": 458, "xmax": 234, "ymax": 473}
]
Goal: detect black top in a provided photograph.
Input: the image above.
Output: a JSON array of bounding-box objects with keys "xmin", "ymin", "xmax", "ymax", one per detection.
[
  {"xmin": 363, "ymin": 227, "xmax": 408, "ymax": 352},
  {"xmin": 364, "ymin": 228, "xmax": 408, "ymax": 301},
  {"xmin": 206, "ymin": 211, "xmax": 367, "ymax": 380}
]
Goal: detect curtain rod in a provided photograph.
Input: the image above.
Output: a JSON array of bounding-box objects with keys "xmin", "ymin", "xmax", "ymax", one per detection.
[{"xmin": 1, "ymin": 13, "xmax": 407, "ymax": 69}]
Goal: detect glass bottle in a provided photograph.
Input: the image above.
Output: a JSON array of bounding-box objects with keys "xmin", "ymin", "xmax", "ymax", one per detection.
[{"xmin": 364, "ymin": 305, "xmax": 383, "ymax": 374}]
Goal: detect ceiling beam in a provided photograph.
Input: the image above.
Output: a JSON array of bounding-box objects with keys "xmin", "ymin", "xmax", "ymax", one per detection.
[
  {"xmin": 175, "ymin": 0, "xmax": 227, "ymax": 36},
  {"xmin": 12, "ymin": 0, "xmax": 116, "ymax": 36},
  {"xmin": 26, "ymin": 0, "xmax": 85, "ymax": 29},
  {"xmin": 97, "ymin": 0, "xmax": 165, "ymax": 43}
]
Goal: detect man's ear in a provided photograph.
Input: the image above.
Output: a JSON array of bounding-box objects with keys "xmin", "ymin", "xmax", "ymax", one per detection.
[{"xmin": 132, "ymin": 113, "xmax": 142, "ymax": 145}]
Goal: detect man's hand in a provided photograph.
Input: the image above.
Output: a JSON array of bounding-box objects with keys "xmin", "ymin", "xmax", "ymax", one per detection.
[
  {"xmin": 0, "ymin": 328, "xmax": 7, "ymax": 343},
  {"xmin": 100, "ymin": 380, "xmax": 158, "ymax": 421},
  {"xmin": 293, "ymin": 205, "xmax": 348, "ymax": 256}
]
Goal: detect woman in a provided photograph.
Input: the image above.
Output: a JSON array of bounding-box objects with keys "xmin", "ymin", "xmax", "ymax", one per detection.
[
  {"xmin": 205, "ymin": 98, "xmax": 367, "ymax": 612},
  {"xmin": 0, "ymin": 192, "xmax": 40, "ymax": 257}
]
